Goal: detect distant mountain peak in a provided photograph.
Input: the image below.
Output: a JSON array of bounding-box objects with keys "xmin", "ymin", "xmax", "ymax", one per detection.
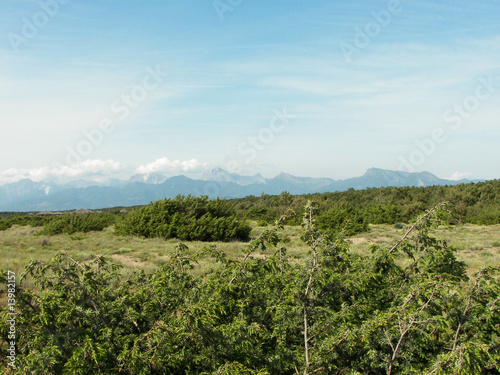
[
  {"xmin": 364, "ymin": 167, "xmax": 405, "ymax": 176},
  {"xmin": 276, "ymin": 172, "xmax": 294, "ymax": 178},
  {"xmin": 0, "ymin": 168, "xmax": 481, "ymax": 212},
  {"xmin": 203, "ymin": 168, "xmax": 265, "ymax": 186},
  {"xmin": 129, "ymin": 173, "xmax": 168, "ymax": 184},
  {"xmin": 354, "ymin": 168, "xmax": 445, "ymax": 188}
]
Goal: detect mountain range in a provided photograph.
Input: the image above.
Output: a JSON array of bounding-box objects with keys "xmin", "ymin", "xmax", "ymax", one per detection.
[{"xmin": 0, "ymin": 168, "xmax": 480, "ymax": 212}]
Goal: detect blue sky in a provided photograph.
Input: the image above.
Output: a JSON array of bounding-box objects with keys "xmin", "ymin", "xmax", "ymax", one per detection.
[{"xmin": 1, "ymin": 0, "xmax": 499, "ymax": 185}]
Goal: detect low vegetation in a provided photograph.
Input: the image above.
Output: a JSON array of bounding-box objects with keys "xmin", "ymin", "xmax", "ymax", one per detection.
[
  {"xmin": 0, "ymin": 215, "xmax": 47, "ymax": 231},
  {"xmin": 38, "ymin": 213, "xmax": 117, "ymax": 236},
  {"xmin": 1, "ymin": 204, "xmax": 499, "ymax": 374},
  {"xmin": 114, "ymin": 196, "xmax": 251, "ymax": 242},
  {"xmin": 232, "ymin": 179, "xmax": 500, "ymax": 226},
  {"xmin": 0, "ymin": 182, "xmax": 499, "ymax": 373}
]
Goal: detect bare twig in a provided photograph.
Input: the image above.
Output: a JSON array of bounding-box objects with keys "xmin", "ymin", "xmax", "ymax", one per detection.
[
  {"xmin": 68, "ymin": 255, "xmax": 85, "ymax": 270},
  {"xmin": 303, "ymin": 306, "xmax": 310, "ymax": 371},
  {"xmin": 303, "ymin": 202, "xmax": 320, "ymax": 374},
  {"xmin": 452, "ymin": 276, "xmax": 479, "ymax": 351},
  {"xmin": 389, "ymin": 204, "xmax": 445, "ymax": 254},
  {"xmin": 305, "ymin": 367, "xmax": 324, "ymax": 375},
  {"xmin": 387, "ymin": 288, "xmax": 438, "ymax": 374},
  {"xmin": 229, "ymin": 212, "xmax": 293, "ymax": 286}
]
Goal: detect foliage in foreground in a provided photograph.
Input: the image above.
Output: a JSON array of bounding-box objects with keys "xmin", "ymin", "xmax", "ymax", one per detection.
[
  {"xmin": 1, "ymin": 204, "xmax": 499, "ymax": 374},
  {"xmin": 115, "ymin": 195, "xmax": 251, "ymax": 242}
]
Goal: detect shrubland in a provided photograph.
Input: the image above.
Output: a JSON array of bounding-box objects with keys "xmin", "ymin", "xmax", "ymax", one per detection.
[
  {"xmin": 0, "ymin": 203, "xmax": 499, "ymax": 374},
  {"xmin": 1, "ymin": 179, "xmax": 499, "ymax": 238},
  {"xmin": 0, "ymin": 182, "xmax": 499, "ymax": 373},
  {"xmin": 38, "ymin": 213, "xmax": 117, "ymax": 236},
  {"xmin": 231, "ymin": 179, "xmax": 500, "ymax": 227}
]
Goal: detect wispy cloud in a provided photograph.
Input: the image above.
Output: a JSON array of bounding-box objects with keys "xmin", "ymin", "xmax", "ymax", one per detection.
[
  {"xmin": 0, "ymin": 159, "xmax": 125, "ymax": 185},
  {"xmin": 135, "ymin": 157, "xmax": 206, "ymax": 175},
  {"xmin": 0, "ymin": 157, "xmax": 211, "ymax": 185},
  {"xmin": 448, "ymin": 171, "xmax": 472, "ymax": 181}
]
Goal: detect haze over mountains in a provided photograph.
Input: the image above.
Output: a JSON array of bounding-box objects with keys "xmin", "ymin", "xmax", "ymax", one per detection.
[{"xmin": 0, "ymin": 168, "xmax": 480, "ymax": 212}]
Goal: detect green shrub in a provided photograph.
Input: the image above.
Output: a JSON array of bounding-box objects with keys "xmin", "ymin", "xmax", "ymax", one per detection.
[
  {"xmin": 366, "ymin": 204, "xmax": 402, "ymax": 224},
  {"xmin": 316, "ymin": 207, "xmax": 368, "ymax": 237},
  {"xmin": 246, "ymin": 206, "xmax": 278, "ymax": 223},
  {"xmin": 465, "ymin": 204, "xmax": 500, "ymax": 225},
  {"xmin": 0, "ymin": 215, "xmax": 54, "ymax": 231},
  {"xmin": 257, "ymin": 220, "xmax": 268, "ymax": 227},
  {"xmin": 38, "ymin": 213, "xmax": 116, "ymax": 235},
  {"xmin": 115, "ymin": 195, "xmax": 251, "ymax": 242},
  {"xmin": 0, "ymin": 219, "xmax": 10, "ymax": 231}
]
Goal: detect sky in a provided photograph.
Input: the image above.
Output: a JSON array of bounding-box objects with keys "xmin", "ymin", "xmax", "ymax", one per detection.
[{"xmin": 0, "ymin": 0, "xmax": 499, "ymax": 185}]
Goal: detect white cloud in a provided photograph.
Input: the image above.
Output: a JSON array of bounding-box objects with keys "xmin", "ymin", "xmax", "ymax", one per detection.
[
  {"xmin": 0, "ymin": 157, "xmax": 211, "ymax": 186},
  {"xmin": 448, "ymin": 171, "xmax": 472, "ymax": 181},
  {"xmin": 135, "ymin": 157, "xmax": 205, "ymax": 174},
  {"xmin": 0, "ymin": 159, "xmax": 125, "ymax": 185}
]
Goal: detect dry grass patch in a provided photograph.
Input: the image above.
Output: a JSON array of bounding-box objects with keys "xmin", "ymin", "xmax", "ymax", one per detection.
[
  {"xmin": 1, "ymin": 223, "xmax": 498, "ymax": 282},
  {"xmin": 110, "ymin": 254, "xmax": 156, "ymax": 270}
]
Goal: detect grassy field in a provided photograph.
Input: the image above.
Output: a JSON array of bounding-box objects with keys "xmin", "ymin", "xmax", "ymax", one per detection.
[
  {"xmin": 348, "ymin": 223, "xmax": 500, "ymax": 274},
  {"xmin": 0, "ymin": 222, "xmax": 499, "ymax": 308},
  {"xmin": 1, "ymin": 222, "xmax": 499, "ymax": 281}
]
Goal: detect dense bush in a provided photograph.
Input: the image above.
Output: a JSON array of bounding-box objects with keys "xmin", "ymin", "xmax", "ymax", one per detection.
[
  {"xmin": 37, "ymin": 213, "xmax": 116, "ymax": 235},
  {"xmin": 316, "ymin": 206, "xmax": 369, "ymax": 237},
  {"xmin": 465, "ymin": 204, "xmax": 500, "ymax": 225},
  {"xmin": 2, "ymin": 204, "xmax": 499, "ymax": 374},
  {"xmin": 0, "ymin": 219, "xmax": 10, "ymax": 231},
  {"xmin": 0, "ymin": 215, "xmax": 48, "ymax": 231},
  {"xmin": 115, "ymin": 195, "xmax": 251, "ymax": 242},
  {"xmin": 365, "ymin": 204, "xmax": 402, "ymax": 224},
  {"xmin": 245, "ymin": 205, "xmax": 278, "ymax": 223}
]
